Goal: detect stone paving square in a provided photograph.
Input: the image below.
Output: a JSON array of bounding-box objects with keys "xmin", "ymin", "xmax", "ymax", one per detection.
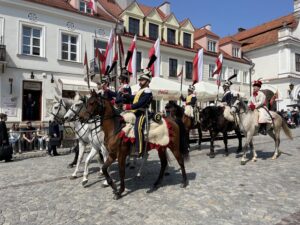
[{"xmin": 0, "ymin": 128, "xmax": 299, "ymax": 225}]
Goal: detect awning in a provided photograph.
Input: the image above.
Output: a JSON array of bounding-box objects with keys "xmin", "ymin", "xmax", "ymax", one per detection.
[{"xmin": 58, "ymin": 78, "xmax": 97, "ymax": 92}]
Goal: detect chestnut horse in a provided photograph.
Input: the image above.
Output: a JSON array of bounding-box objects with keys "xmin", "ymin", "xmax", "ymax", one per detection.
[{"xmin": 79, "ymin": 90, "xmax": 188, "ymax": 200}]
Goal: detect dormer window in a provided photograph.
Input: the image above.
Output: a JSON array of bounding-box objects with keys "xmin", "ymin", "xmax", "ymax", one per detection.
[
  {"xmin": 208, "ymin": 40, "xmax": 216, "ymax": 52},
  {"xmin": 79, "ymin": 0, "xmax": 92, "ymax": 14},
  {"xmin": 149, "ymin": 23, "xmax": 159, "ymax": 40},
  {"xmin": 167, "ymin": 28, "xmax": 176, "ymax": 45},
  {"xmin": 129, "ymin": 17, "xmax": 140, "ymax": 35},
  {"xmin": 183, "ymin": 32, "xmax": 191, "ymax": 48},
  {"xmin": 232, "ymin": 47, "xmax": 240, "ymax": 58}
]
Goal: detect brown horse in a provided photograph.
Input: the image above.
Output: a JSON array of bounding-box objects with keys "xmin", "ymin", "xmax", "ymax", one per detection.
[{"xmin": 79, "ymin": 90, "xmax": 188, "ymax": 199}]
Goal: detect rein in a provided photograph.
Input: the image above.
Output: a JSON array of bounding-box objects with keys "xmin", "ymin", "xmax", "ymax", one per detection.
[{"xmin": 51, "ymin": 100, "xmax": 68, "ymax": 123}]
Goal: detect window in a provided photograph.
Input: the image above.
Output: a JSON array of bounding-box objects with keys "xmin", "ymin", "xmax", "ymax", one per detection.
[
  {"xmin": 243, "ymin": 71, "xmax": 249, "ymax": 83},
  {"xmin": 233, "ymin": 69, "xmax": 239, "ymax": 82},
  {"xmin": 79, "ymin": 0, "xmax": 92, "ymax": 14},
  {"xmin": 167, "ymin": 28, "xmax": 176, "ymax": 45},
  {"xmin": 22, "ymin": 25, "xmax": 42, "ymax": 56},
  {"xmin": 169, "ymin": 58, "xmax": 178, "ymax": 77},
  {"xmin": 61, "ymin": 33, "xmax": 78, "ymax": 61},
  {"xmin": 183, "ymin": 32, "xmax": 191, "ymax": 48},
  {"xmin": 149, "ymin": 23, "xmax": 159, "ymax": 40},
  {"xmin": 208, "ymin": 40, "xmax": 216, "ymax": 52},
  {"xmin": 209, "ymin": 64, "xmax": 215, "ymax": 78},
  {"xmin": 296, "ymin": 53, "xmax": 300, "ymax": 72},
  {"xmin": 129, "ymin": 17, "xmax": 140, "ymax": 35},
  {"xmin": 137, "ymin": 51, "xmax": 142, "ymax": 72},
  {"xmin": 185, "ymin": 61, "xmax": 193, "ymax": 79},
  {"xmin": 92, "ymin": 39, "xmax": 107, "ymax": 72},
  {"xmin": 232, "ymin": 47, "xmax": 240, "ymax": 57}
]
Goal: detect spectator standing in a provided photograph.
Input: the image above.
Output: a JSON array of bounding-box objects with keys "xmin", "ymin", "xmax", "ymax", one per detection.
[
  {"xmin": 37, "ymin": 122, "xmax": 47, "ymax": 150},
  {"xmin": 0, "ymin": 113, "xmax": 13, "ymax": 162},
  {"xmin": 48, "ymin": 120, "xmax": 60, "ymax": 156},
  {"xmin": 22, "ymin": 121, "xmax": 36, "ymax": 151},
  {"xmin": 9, "ymin": 123, "xmax": 21, "ymax": 154},
  {"xmin": 24, "ymin": 93, "xmax": 35, "ymax": 121}
]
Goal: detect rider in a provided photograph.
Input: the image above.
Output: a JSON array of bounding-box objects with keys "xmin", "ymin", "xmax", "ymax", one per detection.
[
  {"xmin": 221, "ymin": 81, "xmax": 234, "ymax": 106},
  {"xmin": 248, "ymin": 79, "xmax": 272, "ymax": 135},
  {"xmin": 123, "ymin": 69, "xmax": 153, "ymax": 157},
  {"xmin": 116, "ymin": 68, "xmax": 132, "ymax": 107},
  {"xmin": 98, "ymin": 76, "xmax": 116, "ymax": 102},
  {"xmin": 180, "ymin": 85, "xmax": 198, "ymax": 122}
]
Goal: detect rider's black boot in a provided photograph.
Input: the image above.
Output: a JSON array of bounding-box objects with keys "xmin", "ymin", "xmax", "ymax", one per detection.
[{"xmin": 259, "ymin": 123, "xmax": 267, "ymax": 135}]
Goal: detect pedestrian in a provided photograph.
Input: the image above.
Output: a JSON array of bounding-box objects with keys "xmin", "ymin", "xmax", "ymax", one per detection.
[
  {"xmin": 48, "ymin": 120, "xmax": 60, "ymax": 156},
  {"xmin": 0, "ymin": 113, "xmax": 13, "ymax": 162},
  {"xmin": 24, "ymin": 93, "xmax": 36, "ymax": 121},
  {"xmin": 9, "ymin": 123, "xmax": 21, "ymax": 154}
]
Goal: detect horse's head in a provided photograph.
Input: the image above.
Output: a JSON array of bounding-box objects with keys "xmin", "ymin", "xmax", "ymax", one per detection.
[
  {"xmin": 231, "ymin": 98, "xmax": 246, "ymax": 114},
  {"xmin": 64, "ymin": 99, "xmax": 86, "ymax": 122},
  {"xmin": 51, "ymin": 99, "xmax": 68, "ymax": 124},
  {"xmin": 79, "ymin": 90, "xmax": 106, "ymax": 122}
]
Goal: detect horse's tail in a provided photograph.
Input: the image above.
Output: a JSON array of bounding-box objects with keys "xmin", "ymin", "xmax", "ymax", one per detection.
[
  {"xmin": 177, "ymin": 119, "xmax": 190, "ymax": 162},
  {"xmin": 282, "ymin": 118, "xmax": 293, "ymax": 140}
]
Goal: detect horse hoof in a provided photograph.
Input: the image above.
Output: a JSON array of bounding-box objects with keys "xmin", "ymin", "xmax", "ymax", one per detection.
[
  {"xmin": 180, "ymin": 182, "xmax": 188, "ymax": 188},
  {"xmin": 223, "ymin": 153, "xmax": 229, "ymax": 157},
  {"xmin": 241, "ymin": 161, "xmax": 246, "ymax": 165},
  {"xmin": 69, "ymin": 176, "xmax": 77, "ymax": 180},
  {"xmin": 82, "ymin": 180, "xmax": 88, "ymax": 186},
  {"xmin": 207, "ymin": 153, "xmax": 215, "ymax": 158},
  {"xmin": 236, "ymin": 149, "xmax": 242, "ymax": 154},
  {"xmin": 147, "ymin": 186, "xmax": 158, "ymax": 193},
  {"xmin": 252, "ymin": 158, "xmax": 257, "ymax": 162},
  {"xmin": 67, "ymin": 164, "xmax": 74, "ymax": 168},
  {"xmin": 113, "ymin": 193, "xmax": 122, "ymax": 200}
]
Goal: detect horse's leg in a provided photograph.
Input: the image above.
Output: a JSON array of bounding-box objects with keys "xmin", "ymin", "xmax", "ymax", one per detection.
[
  {"xmin": 114, "ymin": 145, "xmax": 131, "ymax": 200},
  {"xmin": 147, "ymin": 149, "xmax": 168, "ymax": 193},
  {"xmin": 82, "ymin": 147, "xmax": 97, "ymax": 186},
  {"xmin": 236, "ymin": 129, "xmax": 243, "ymax": 153},
  {"xmin": 136, "ymin": 151, "xmax": 149, "ymax": 177},
  {"xmin": 71, "ymin": 141, "xmax": 85, "ymax": 179},
  {"xmin": 198, "ymin": 125, "xmax": 202, "ymax": 149},
  {"xmin": 267, "ymin": 128, "xmax": 280, "ymax": 159},
  {"xmin": 250, "ymin": 138, "xmax": 257, "ymax": 162},
  {"xmin": 223, "ymin": 132, "xmax": 229, "ymax": 156},
  {"xmin": 241, "ymin": 132, "xmax": 252, "ymax": 165},
  {"xmin": 102, "ymin": 154, "xmax": 117, "ymax": 193},
  {"xmin": 207, "ymin": 130, "xmax": 216, "ymax": 158},
  {"xmin": 186, "ymin": 129, "xmax": 190, "ymax": 150}
]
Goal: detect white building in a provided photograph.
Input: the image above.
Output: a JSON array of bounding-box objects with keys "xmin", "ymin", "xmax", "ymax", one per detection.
[
  {"xmin": 233, "ymin": 0, "xmax": 300, "ymax": 110},
  {"xmin": 0, "ymin": 0, "xmax": 116, "ymax": 122}
]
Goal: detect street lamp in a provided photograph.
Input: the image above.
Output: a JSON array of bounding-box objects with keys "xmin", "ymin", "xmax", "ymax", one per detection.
[
  {"xmin": 8, "ymin": 78, "xmax": 13, "ymax": 94},
  {"xmin": 30, "ymin": 71, "xmax": 35, "ymax": 79}
]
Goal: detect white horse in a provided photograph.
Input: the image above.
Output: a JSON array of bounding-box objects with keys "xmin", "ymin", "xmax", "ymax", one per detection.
[
  {"xmin": 231, "ymin": 98, "xmax": 293, "ymax": 165},
  {"xmin": 64, "ymin": 97, "xmax": 109, "ymax": 186},
  {"xmin": 50, "ymin": 97, "xmax": 75, "ymax": 123}
]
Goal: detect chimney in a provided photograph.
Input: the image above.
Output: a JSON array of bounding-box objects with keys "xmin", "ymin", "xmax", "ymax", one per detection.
[
  {"xmin": 205, "ymin": 24, "xmax": 211, "ymax": 31},
  {"xmin": 158, "ymin": 1, "xmax": 171, "ymax": 16},
  {"xmin": 238, "ymin": 27, "xmax": 246, "ymax": 32},
  {"xmin": 115, "ymin": 0, "xmax": 135, "ymax": 10},
  {"xmin": 294, "ymin": 0, "xmax": 300, "ymax": 18}
]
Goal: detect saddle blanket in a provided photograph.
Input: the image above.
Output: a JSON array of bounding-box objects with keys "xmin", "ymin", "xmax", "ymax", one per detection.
[
  {"xmin": 184, "ymin": 105, "xmax": 194, "ymax": 118},
  {"xmin": 120, "ymin": 112, "xmax": 170, "ymax": 147}
]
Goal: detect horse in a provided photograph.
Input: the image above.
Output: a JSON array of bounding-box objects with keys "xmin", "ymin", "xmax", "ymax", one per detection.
[
  {"xmin": 79, "ymin": 90, "xmax": 188, "ymax": 200},
  {"xmin": 200, "ymin": 106, "xmax": 242, "ymax": 158},
  {"xmin": 165, "ymin": 101, "xmax": 201, "ymax": 149},
  {"xmin": 231, "ymin": 98, "xmax": 293, "ymax": 165},
  {"xmin": 64, "ymin": 97, "xmax": 109, "ymax": 186}
]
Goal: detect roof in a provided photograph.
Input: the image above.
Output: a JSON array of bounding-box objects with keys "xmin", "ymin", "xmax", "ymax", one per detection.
[
  {"xmin": 233, "ymin": 14, "xmax": 298, "ymax": 52},
  {"xmin": 219, "ymin": 36, "xmax": 241, "ymax": 46},
  {"xmin": 97, "ymin": 0, "xmax": 123, "ymax": 17},
  {"xmin": 194, "ymin": 28, "xmax": 220, "ymax": 40},
  {"xmin": 24, "ymin": 0, "xmax": 116, "ymax": 22}
]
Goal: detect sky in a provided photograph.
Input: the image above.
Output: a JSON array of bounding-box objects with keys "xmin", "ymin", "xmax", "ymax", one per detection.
[{"xmin": 138, "ymin": 0, "xmax": 294, "ymax": 37}]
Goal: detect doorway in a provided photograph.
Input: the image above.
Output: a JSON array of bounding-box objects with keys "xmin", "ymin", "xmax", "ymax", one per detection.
[{"xmin": 22, "ymin": 81, "xmax": 42, "ymax": 121}]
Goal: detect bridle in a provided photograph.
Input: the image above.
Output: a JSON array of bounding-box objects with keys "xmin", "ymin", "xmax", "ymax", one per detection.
[{"xmin": 51, "ymin": 99, "xmax": 68, "ymax": 124}]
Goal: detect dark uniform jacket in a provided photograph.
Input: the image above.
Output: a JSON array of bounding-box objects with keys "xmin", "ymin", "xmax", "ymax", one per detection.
[
  {"xmin": 116, "ymin": 83, "xmax": 132, "ymax": 104},
  {"xmin": 221, "ymin": 91, "xmax": 234, "ymax": 106},
  {"xmin": 128, "ymin": 87, "xmax": 153, "ymax": 116},
  {"xmin": 0, "ymin": 121, "xmax": 9, "ymax": 146}
]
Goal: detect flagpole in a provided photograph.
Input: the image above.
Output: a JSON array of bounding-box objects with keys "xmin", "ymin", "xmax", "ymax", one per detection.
[{"xmin": 85, "ymin": 44, "xmax": 90, "ymax": 89}]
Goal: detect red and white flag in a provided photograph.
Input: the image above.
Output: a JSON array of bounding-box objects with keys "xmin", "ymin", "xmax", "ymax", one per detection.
[
  {"xmin": 128, "ymin": 35, "xmax": 137, "ymax": 79},
  {"xmin": 102, "ymin": 29, "xmax": 115, "ymax": 75},
  {"xmin": 212, "ymin": 53, "xmax": 223, "ymax": 86},
  {"xmin": 83, "ymin": 47, "xmax": 90, "ymax": 88},
  {"xmin": 192, "ymin": 48, "xmax": 204, "ymax": 85},
  {"xmin": 87, "ymin": 0, "xmax": 96, "ymax": 13},
  {"xmin": 148, "ymin": 38, "xmax": 160, "ymax": 77},
  {"xmin": 177, "ymin": 65, "xmax": 183, "ymax": 77}
]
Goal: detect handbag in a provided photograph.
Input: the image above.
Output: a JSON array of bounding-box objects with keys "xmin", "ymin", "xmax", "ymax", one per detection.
[
  {"xmin": 49, "ymin": 137, "xmax": 61, "ymax": 146},
  {"xmin": 0, "ymin": 144, "xmax": 13, "ymax": 161}
]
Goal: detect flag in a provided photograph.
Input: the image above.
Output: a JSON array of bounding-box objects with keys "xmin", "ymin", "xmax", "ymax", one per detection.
[
  {"xmin": 83, "ymin": 47, "xmax": 90, "ymax": 88},
  {"xmin": 212, "ymin": 53, "xmax": 223, "ymax": 86},
  {"xmin": 102, "ymin": 29, "xmax": 115, "ymax": 75},
  {"xmin": 148, "ymin": 38, "xmax": 160, "ymax": 77},
  {"xmin": 192, "ymin": 48, "xmax": 204, "ymax": 85},
  {"xmin": 118, "ymin": 35, "xmax": 124, "ymax": 61},
  {"xmin": 87, "ymin": 0, "xmax": 96, "ymax": 13},
  {"xmin": 177, "ymin": 65, "xmax": 183, "ymax": 77},
  {"xmin": 127, "ymin": 35, "xmax": 137, "ymax": 79}
]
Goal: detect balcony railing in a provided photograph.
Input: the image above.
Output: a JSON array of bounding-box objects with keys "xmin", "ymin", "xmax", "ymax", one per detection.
[{"xmin": 0, "ymin": 44, "xmax": 6, "ymax": 62}]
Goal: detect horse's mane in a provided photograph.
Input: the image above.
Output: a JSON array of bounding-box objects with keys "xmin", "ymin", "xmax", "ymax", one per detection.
[{"xmin": 238, "ymin": 99, "xmax": 248, "ymax": 112}]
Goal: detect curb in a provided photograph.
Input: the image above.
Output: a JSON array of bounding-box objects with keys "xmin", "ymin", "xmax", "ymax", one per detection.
[{"xmin": 13, "ymin": 148, "xmax": 73, "ymax": 160}]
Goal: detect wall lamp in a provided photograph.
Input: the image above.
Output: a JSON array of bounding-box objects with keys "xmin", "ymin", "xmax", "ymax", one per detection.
[
  {"xmin": 30, "ymin": 71, "xmax": 35, "ymax": 79},
  {"xmin": 8, "ymin": 78, "xmax": 13, "ymax": 94},
  {"xmin": 51, "ymin": 74, "xmax": 54, "ymax": 83}
]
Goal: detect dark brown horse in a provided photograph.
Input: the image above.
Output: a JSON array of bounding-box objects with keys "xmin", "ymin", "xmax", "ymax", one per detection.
[{"xmin": 79, "ymin": 90, "xmax": 188, "ymax": 199}]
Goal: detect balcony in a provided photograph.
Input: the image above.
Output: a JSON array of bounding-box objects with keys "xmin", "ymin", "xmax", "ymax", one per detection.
[{"xmin": 0, "ymin": 44, "xmax": 7, "ymax": 73}]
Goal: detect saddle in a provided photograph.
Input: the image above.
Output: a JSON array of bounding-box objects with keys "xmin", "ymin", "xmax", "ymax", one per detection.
[{"xmin": 120, "ymin": 111, "xmax": 170, "ymax": 147}]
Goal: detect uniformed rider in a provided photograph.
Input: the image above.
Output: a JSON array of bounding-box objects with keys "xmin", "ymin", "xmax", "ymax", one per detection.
[
  {"xmin": 221, "ymin": 81, "xmax": 234, "ymax": 106},
  {"xmin": 123, "ymin": 69, "xmax": 153, "ymax": 157},
  {"xmin": 248, "ymin": 80, "xmax": 272, "ymax": 135},
  {"xmin": 181, "ymin": 85, "xmax": 197, "ymax": 107},
  {"xmin": 97, "ymin": 76, "xmax": 116, "ymax": 102},
  {"xmin": 116, "ymin": 68, "xmax": 132, "ymax": 106}
]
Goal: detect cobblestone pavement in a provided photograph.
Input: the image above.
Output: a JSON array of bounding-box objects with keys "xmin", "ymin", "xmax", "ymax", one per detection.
[{"xmin": 0, "ymin": 128, "xmax": 299, "ymax": 225}]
